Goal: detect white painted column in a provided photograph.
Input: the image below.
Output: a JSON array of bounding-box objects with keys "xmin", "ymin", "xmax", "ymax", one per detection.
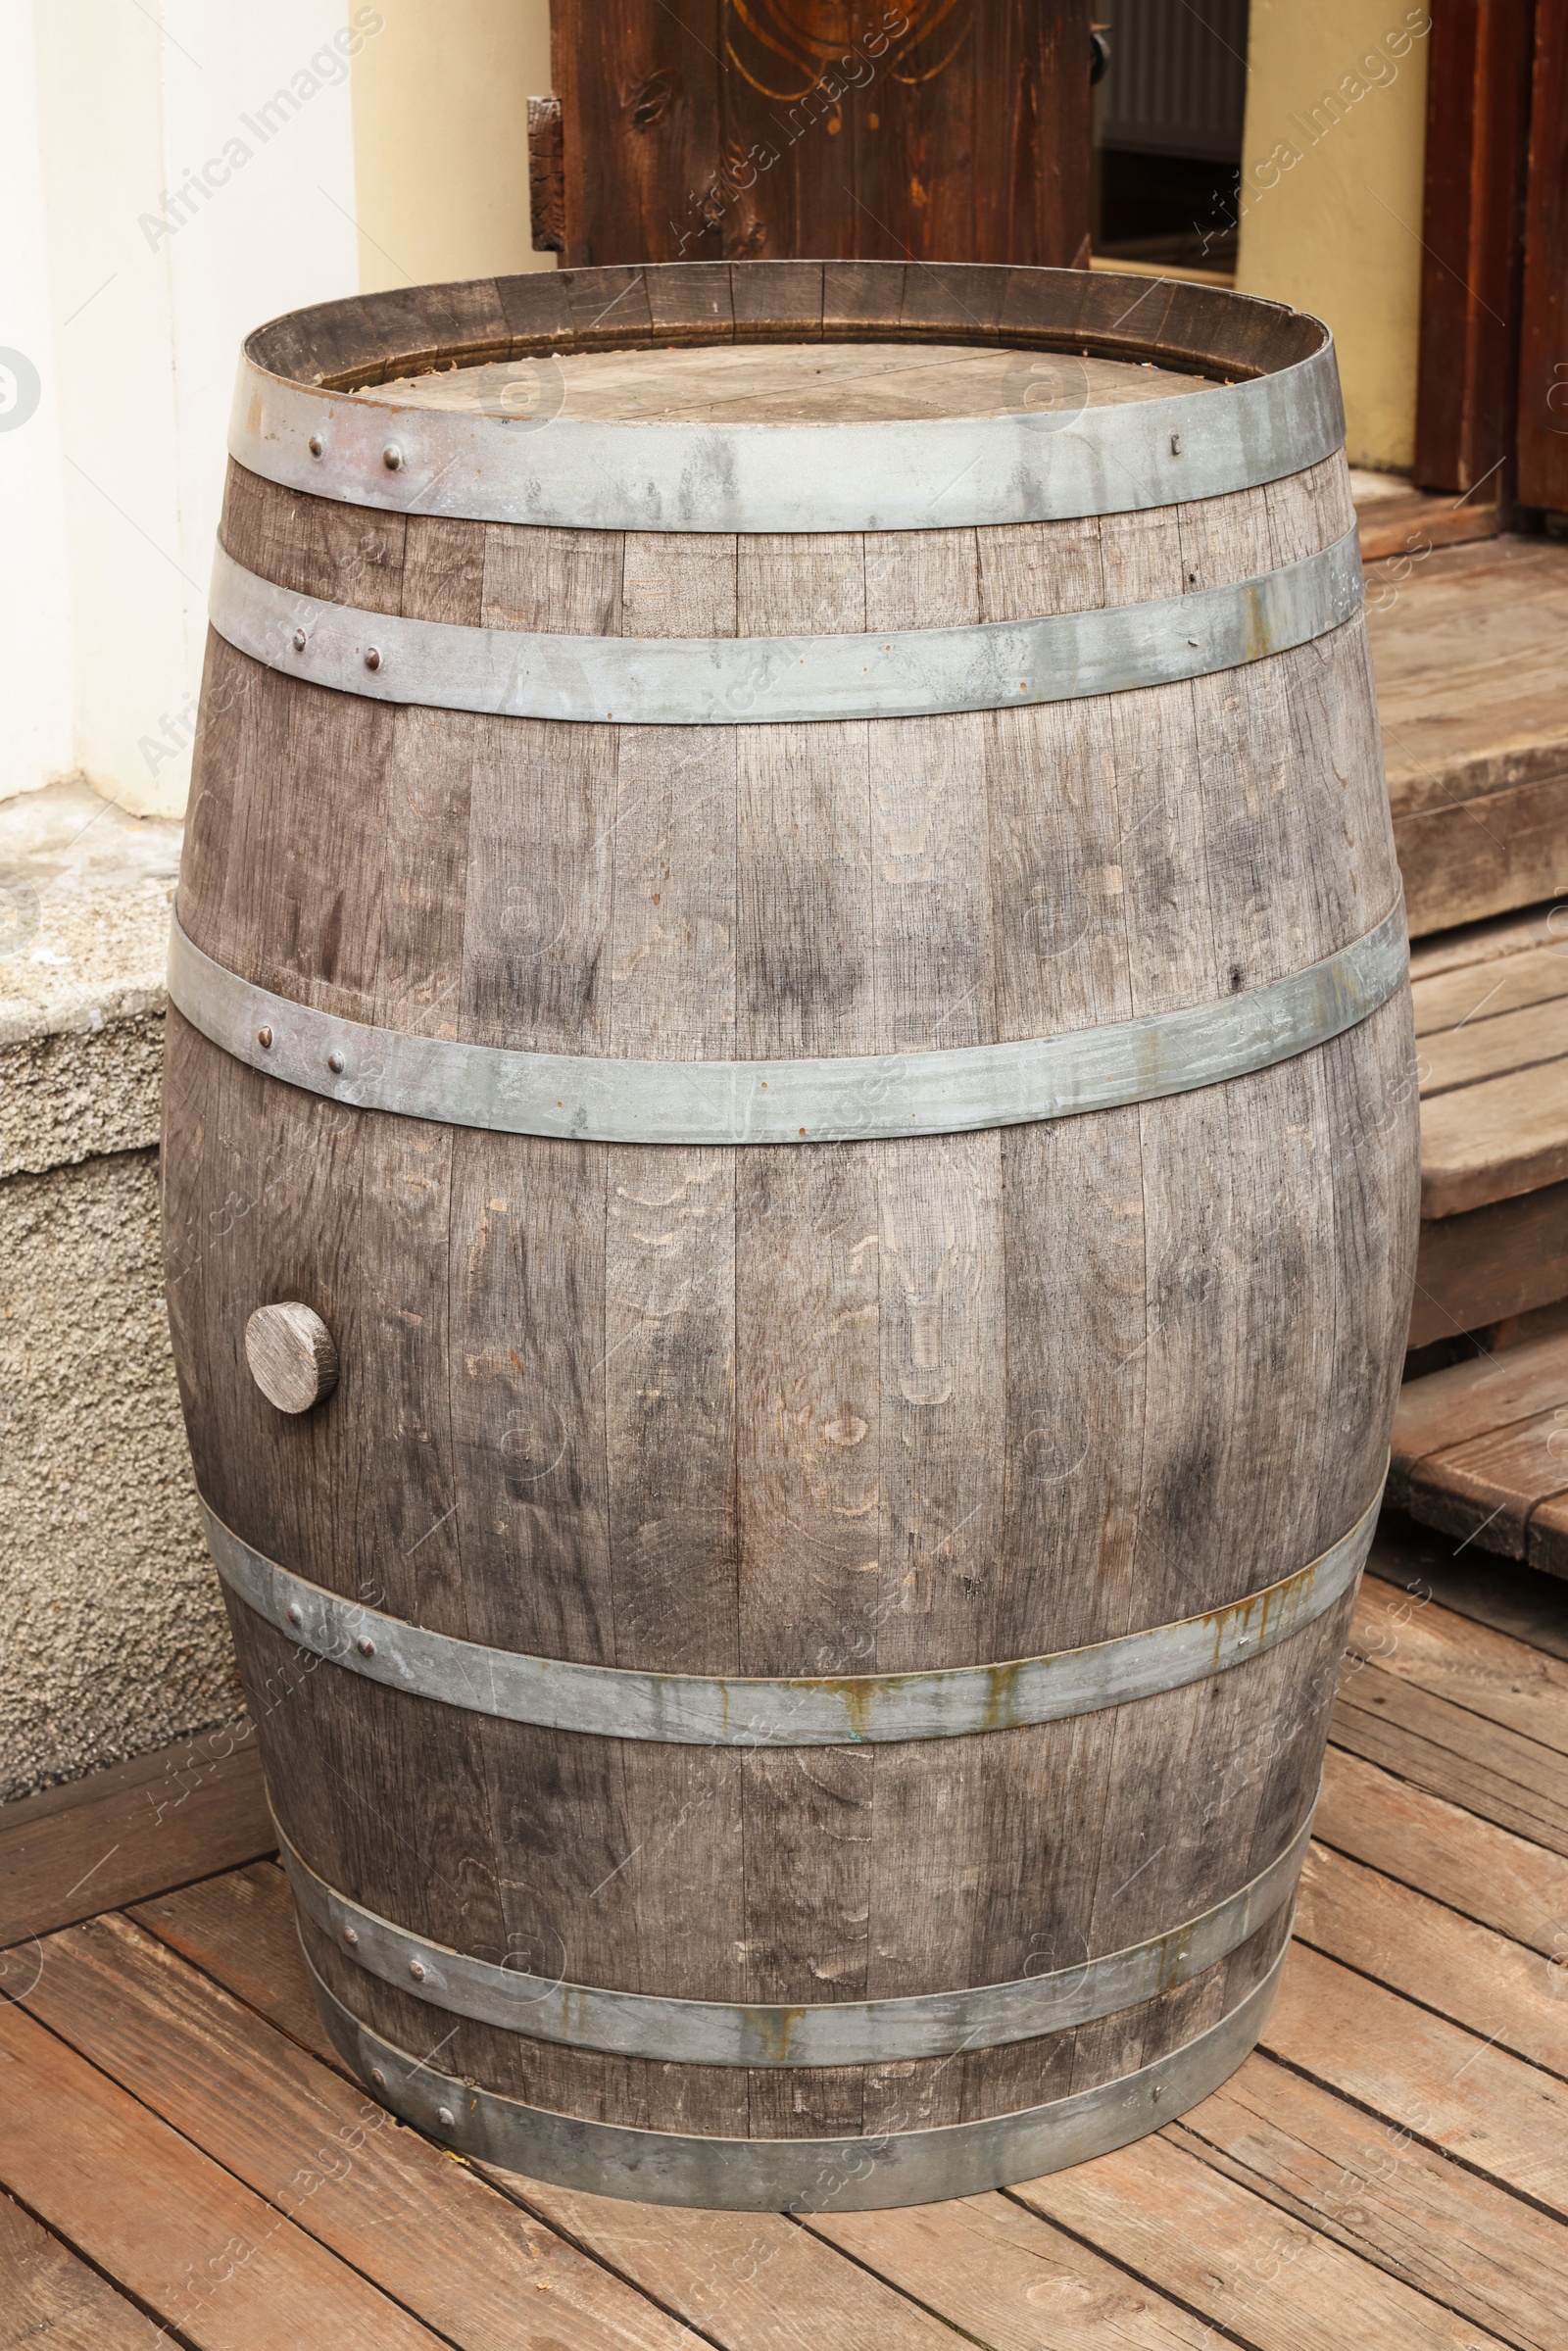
[
  {"xmin": 0, "ymin": 0, "xmax": 75, "ymax": 803},
  {"xmin": 18, "ymin": 0, "xmax": 366, "ymax": 816},
  {"xmin": 7, "ymin": 2, "xmax": 554, "ymax": 819}
]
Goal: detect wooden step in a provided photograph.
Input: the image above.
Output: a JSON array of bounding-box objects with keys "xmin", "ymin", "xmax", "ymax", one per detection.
[
  {"xmin": 1392, "ymin": 1330, "xmax": 1568, "ymax": 1573},
  {"xmin": 1405, "ymin": 906, "xmax": 1568, "ymax": 1346},
  {"xmin": 1411, "ymin": 940, "xmax": 1568, "ymax": 1035},
  {"xmin": 1410, "ymin": 1181, "xmax": 1568, "ymax": 1350},
  {"xmin": 1420, "ymin": 1063, "xmax": 1568, "ymax": 1219},
  {"xmin": 1368, "ymin": 534, "xmax": 1568, "ymax": 937},
  {"xmin": 1354, "ymin": 485, "xmax": 1504, "ymax": 564}
]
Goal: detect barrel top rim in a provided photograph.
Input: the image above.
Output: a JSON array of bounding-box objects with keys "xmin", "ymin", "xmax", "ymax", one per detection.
[
  {"xmin": 240, "ymin": 260, "xmax": 1332, "ymax": 405},
  {"xmin": 229, "ymin": 264, "xmax": 1342, "ymax": 531}
]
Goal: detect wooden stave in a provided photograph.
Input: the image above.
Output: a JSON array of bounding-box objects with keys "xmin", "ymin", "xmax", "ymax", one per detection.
[{"xmin": 164, "ymin": 330, "xmax": 1418, "ymax": 2166}]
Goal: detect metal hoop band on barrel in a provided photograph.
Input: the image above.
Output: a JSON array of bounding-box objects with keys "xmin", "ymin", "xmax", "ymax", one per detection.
[
  {"xmin": 167, "ymin": 903, "xmax": 1405, "ymax": 1150},
  {"xmin": 207, "ymin": 529, "xmax": 1362, "ymax": 727},
  {"xmin": 305, "ymin": 1935, "xmax": 1289, "ymax": 2210},
  {"xmin": 281, "ymin": 1804, "xmax": 1312, "ymax": 2067},
  {"xmin": 230, "ymin": 328, "xmax": 1343, "ymax": 534},
  {"xmin": 203, "ymin": 1486, "xmax": 1376, "ymax": 1746}
]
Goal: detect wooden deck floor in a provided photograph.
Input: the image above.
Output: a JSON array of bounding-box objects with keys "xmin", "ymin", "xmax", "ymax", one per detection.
[{"xmin": 4, "ymin": 1523, "xmax": 1568, "ymax": 2350}]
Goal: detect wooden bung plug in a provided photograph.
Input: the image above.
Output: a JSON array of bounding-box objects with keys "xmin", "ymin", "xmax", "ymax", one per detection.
[{"xmin": 245, "ymin": 1302, "xmax": 339, "ymax": 1414}]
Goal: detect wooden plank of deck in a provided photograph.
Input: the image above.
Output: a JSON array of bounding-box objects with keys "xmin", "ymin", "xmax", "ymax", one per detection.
[
  {"xmin": 0, "ymin": 1724, "xmax": 272, "ymax": 1950},
  {"xmin": 129, "ymin": 1870, "xmax": 1022, "ymax": 2350},
  {"xmin": 124, "ymin": 1850, "xmax": 1521, "ymax": 2351},
  {"xmin": 1168, "ymin": 2061, "xmax": 1568, "ymax": 2351},
  {"xmin": 1011, "ymin": 2130, "xmax": 1517, "ymax": 2349},
  {"xmin": 0, "ymin": 2190, "xmax": 168, "ymax": 2351},
  {"xmin": 803, "ymin": 2192, "xmax": 1229, "ymax": 2347},
  {"xmin": 1331, "ymin": 1656, "xmax": 1568, "ymax": 1849},
  {"xmin": 1348, "ymin": 1567, "xmax": 1568, "ymax": 1746},
  {"xmin": 1314, "ymin": 1744, "xmax": 1568, "ymax": 1955},
  {"xmin": 128, "ymin": 1857, "xmax": 305, "ymax": 2028},
  {"xmin": 0, "ymin": 1997, "xmax": 445, "ymax": 2350},
  {"xmin": 488, "ymin": 2180, "xmax": 993, "ymax": 2351},
  {"xmin": 1261, "ymin": 1940, "xmax": 1568, "ymax": 2213},
  {"xmin": 15, "ymin": 1909, "xmax": 701, "ymax": 2351},
  {"xmin": 1293, "ymin": 1839, "xmax": 1568, "ymax": 2075}
]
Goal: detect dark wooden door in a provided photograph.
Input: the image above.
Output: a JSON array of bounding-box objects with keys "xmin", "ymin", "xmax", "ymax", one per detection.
[
  {"xmin": 545, "ymin": 2, "xmax": 1094, "ymax": 270},
  {"xmin": 1518, "ymin": 0, "xmax": 1568, "ymax": 511},
  {"xmin": 1411, "ymin": 0, "xmax": 1537, "ymax": 500}
]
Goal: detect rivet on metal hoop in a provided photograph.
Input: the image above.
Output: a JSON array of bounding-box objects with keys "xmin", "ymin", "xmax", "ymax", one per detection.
[
  {"xmin": 327, "ymin": 1051, "xmax": 346, "ymax": 1075},
  {"xmin": 437, "ymin": 2105, "xmax": 456, "ymax": 2128},
  {"xmin": 364, "ymin": 647, "xmax": 382, "ymax": 672},
  {"xmin": 370, "ymin": 2066, "xmax": 386, "ymax": 2087},
  {"xmin": 382, "ymin": 445, "xmax": 403, "ymax": 471},
  {"xmin": 291, "ymin": 628, "xmax": 307, "ymax": 651},
  {"xmin": 257, "ymin": 1026, "xmax": 273, "ymax": 1050},
  {"xmin": 342, "ymin": 1925, "xmax": 359, "ymax": 1947},
  {"xmin": 286, "ymin": 1600, "xmax": 302, "ymax": 1626},
  {"xmin": 409, "ymin": 1959, "xmax": 426, "ymax": 1982},
  {"xmin": 308, "ymin": 433, "xmax": 324, "ymax": 458},
  {"xmin": 357, "ymin": 1634, "xmax": 375, "ymax": 1657}
]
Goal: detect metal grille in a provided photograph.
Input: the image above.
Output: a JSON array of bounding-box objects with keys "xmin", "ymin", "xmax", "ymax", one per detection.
[{"xmin": 1097, "ymin": 0, "xmax": 1250, "ymax": 162}]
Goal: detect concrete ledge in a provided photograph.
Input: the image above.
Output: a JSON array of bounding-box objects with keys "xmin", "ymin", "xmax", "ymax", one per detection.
[
  {"xmin": 0, "ymin": 778, "xmax": 240, "ymax": 1803},
  {"xmin": 2, "ymin": 1017, "xmax": 167, "ymax": 1179},
  {"xmin": 1, "ymin": 775, "xmax": 177, "ymax": 1176}
]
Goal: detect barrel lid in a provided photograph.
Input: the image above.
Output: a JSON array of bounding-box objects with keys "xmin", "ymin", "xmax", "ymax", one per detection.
[
  {"xmin": 367, "ymin": 340, "xmax": 1219, "ymax": 425},
  {"xmin": 229, "ymin": 260, "xmax": 1343, "ymax": 533}
]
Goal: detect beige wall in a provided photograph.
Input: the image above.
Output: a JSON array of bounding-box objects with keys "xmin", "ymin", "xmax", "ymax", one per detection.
[
  {"xmin": 1236, "ymin": 3, "xmax": 1431, "ymax": 472},
  {"xmin": 350, "ymin": 0, "xmax": 556, "ymax": 292}
]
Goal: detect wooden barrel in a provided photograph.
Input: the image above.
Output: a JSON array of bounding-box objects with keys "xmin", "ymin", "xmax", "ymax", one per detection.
[{"xmin": 163, "ymin": 260, "xmax": 1419, "ymax": 2211}]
